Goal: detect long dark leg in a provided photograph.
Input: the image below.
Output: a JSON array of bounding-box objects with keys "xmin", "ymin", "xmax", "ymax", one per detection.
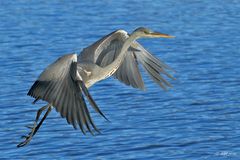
[
  {"xmin": 32, "ymin": 105, "xmax": 52, "ymax": 137},
  {"xmin": 17, "ymin": 104, "xmax": 52, "ymax": 147}
]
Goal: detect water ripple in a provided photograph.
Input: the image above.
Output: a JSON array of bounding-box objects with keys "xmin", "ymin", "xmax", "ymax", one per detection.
[{"xmin": 1, "ymin": 0, "xmax": 240, "ymax": 159}]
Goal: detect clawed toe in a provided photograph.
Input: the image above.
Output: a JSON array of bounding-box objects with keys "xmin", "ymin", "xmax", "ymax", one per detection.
[
  {"xmin": 17, "ymin": 105, "xmax": 52, "ymax": 147},
  {"xmin": 21, "ymin": 135, "xmax": 29, "ymax": 139},
  {"xmin": 17, "ymin": 133, "xmax": 34, "ymax": 147},
  {"xmin": 25, "ymin": 123, "xmax": 36, "ymax": 129},
  {"xmin": 18, "ymin": 127, "xmax": 36, "ymax": 147}
]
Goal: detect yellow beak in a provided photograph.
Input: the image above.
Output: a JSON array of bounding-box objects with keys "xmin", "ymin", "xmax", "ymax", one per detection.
[{"xmin": 150, "ymin": 32, "xmax": 175, "ymax": 38}]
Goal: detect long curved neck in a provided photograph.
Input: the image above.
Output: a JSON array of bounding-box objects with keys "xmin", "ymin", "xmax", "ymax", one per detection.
[{"xmin": 102, "ymin": 33, "xmax": 139, "ymax": 79}]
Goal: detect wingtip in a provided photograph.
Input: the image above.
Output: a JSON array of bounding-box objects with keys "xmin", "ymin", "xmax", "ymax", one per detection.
[
  {"xmin": 140, "ymin": 86, "xmax": 147, "ymax": 91},
  {"xmin": 101, "ymin": 113, "xmax": 111, "ymax": 122}
]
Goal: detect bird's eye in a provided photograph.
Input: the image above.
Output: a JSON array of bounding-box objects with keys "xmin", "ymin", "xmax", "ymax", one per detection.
[{"xmin": 144, "ymin": 30, "xmax": 149, "ymax": 34}]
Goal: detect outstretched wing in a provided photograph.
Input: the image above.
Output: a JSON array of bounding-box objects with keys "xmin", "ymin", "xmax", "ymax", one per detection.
[
  {"xmin": 28, "ymin": 53, "xmax": 106, "ymax": 134},
  {"xmin": 78, "ymin": 30, "xmax": 145, "ymax": 90},
  {"xmin": 78, "ymin": 30, "xmax": 174, "ymax": 90},
  {"xmin": 131, "ymin": 42, "xmax": 175, "ymax": 89}
]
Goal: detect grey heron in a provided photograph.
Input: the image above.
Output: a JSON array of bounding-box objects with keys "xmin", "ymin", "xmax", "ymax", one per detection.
[{"xmin": 17, "ymin": 27, "xmax": 174, "ymax": 147}]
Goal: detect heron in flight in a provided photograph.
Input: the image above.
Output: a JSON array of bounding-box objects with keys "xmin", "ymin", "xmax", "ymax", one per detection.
[{"xmin": 17, "ymin": 27, "xmax": 175, "ymax": 147}]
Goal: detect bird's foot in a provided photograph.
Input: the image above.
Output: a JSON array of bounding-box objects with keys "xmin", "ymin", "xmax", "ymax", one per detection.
[{"xmin": 17, "ymin": 122, "xmax": 37, "ymax": 147}]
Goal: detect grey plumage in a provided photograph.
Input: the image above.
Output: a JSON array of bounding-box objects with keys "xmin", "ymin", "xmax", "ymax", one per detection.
[
  {"xmin": 79, "ymin": 30, "xmax": 175, "ymax": 90},
  {"xmin": 18, "ymin": 27, "xmax": 174, "ymax": 147}
]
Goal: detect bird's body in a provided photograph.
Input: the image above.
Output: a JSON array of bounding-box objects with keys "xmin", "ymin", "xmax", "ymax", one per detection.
[
  {"xmin": 18, "ymin": 27, "xmax": 175, "ymax": 147},
  {"xmin": 77, "ymin": 61, "xmax": 103, "ymax": 88}
]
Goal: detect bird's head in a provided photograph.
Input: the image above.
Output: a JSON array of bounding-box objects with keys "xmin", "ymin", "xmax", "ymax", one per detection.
[{"xmin": 132, "ymin": 27, "xmax": 174, "ymax": 38}]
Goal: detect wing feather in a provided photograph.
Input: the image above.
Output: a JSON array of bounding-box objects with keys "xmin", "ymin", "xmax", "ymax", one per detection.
[
  {"xmin": 27, "ymin": 53, "xmax": 104, "ymax": 134},
  {"xmin": 78, "ymin": 30, "xmax": 146, "ymax": 89},
  {"xmin": 78, "ymin": 29, "xmax": 174, "ymax": 90}
]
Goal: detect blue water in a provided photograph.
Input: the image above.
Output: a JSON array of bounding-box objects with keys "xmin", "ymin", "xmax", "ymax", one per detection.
[{"xmin": 1, "ymin": 1, "xmax": 240, "ymax": 159}]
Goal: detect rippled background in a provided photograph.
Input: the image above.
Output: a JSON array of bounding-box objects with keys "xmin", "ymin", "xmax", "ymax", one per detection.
[{"xmin": 1, "ymin": 1, "xmax": 240, "ymax": 159}]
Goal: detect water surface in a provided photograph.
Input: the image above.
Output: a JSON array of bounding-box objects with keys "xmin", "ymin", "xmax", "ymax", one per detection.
[{"xmin": 0, "ymin": 1, "xmax": 240, "ymax": 159}]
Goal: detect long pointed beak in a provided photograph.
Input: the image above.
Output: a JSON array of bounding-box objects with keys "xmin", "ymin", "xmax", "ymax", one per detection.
[{"xmin": 149, "ymin": 32, "xmax": 175, "ymax": 38}]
